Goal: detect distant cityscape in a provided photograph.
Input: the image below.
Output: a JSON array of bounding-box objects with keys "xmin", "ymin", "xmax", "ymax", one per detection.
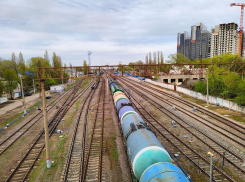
[{"xmin": 177, "ymin": 22, "xmax": 245, "ymax": 60}]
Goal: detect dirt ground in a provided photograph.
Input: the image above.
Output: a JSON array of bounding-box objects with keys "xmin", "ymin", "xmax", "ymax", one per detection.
[{"xmin": 0, "ymin": 93, "xmax": 42, "ymax": 116}]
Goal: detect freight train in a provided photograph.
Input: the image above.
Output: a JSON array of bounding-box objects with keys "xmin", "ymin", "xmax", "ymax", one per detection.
[{"xmin": 108, "ymin": 77, "xmax": 190, "ymax": 182}]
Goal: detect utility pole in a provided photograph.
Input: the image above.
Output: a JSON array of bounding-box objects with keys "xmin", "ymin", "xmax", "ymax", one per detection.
[
  {"xmin": 38, "ymin": 61, "xmax": 42, "ymax": 98},
  {"xmin": 206, "ymin": 69, "xmax": 209, "ymax": 104},
  {"xmin": 33, "ymin": 79, "xmax": 35, "ymax": 94},
  {"xmin": 41, "ymin": 80, "xmax": 51, "ymax": 168},
  {"xmin": 208, "ymin": 152, "xmax": 214, "ymax": 182},
  {"xmin": 19, "ymin": 74, "xmax": 26, "ymax": 115}
]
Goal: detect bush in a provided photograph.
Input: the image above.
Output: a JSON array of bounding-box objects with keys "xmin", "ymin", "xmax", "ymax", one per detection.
[{"xmin": 194, "ymin": 81, "xmax": 207, "ymax": 95}]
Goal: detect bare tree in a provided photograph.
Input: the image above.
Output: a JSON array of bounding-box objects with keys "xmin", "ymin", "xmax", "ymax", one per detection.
[
  {"xmin": 44, "ymin": 50, "xmax": 50, "ymax": 62},
  {"xmin": 149, "ymin": 52, "xmax": 152, "ymax": 64},
  {"xmin": 11, "ymin": 53, "xmax": 18, "ymax": 76}
]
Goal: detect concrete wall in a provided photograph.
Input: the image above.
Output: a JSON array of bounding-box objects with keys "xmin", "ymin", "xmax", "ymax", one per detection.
[
  {"xmin": 140, "ymin": 78, "xmax": 244, "ymax": 115},
  {"xmin": 158, "ymin": 75, "xmax": 205, "ymax": 84}
]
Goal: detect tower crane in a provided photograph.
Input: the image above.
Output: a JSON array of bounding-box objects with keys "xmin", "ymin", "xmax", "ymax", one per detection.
[{"xmin": 230, "ymin": 3, "xmax": 244, "ymax": 57}]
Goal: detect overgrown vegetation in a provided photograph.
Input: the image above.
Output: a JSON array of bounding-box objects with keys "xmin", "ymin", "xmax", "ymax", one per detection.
[
  {"xmin": 0, "ymin": 51, "xmax": 89, "ymax": 97},
  {"xmin": 164, "ymin": 52, "xmax": 245, "ymax": 106}
]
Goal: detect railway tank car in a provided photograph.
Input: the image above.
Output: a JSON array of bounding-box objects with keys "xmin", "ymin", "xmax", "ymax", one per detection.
[{"xmin": 108, "ymin": 77, "xmax": 190, "ymax": 182}]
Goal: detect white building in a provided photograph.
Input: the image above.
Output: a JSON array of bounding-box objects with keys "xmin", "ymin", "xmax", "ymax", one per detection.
[
  {"xmin": 65, "ymin": 69, "xmax": 84, "ymax": 77},
  {"xmin": 50, "ymin": 84, "xmax": 64, "ymax": 93},
  {"xmin": 0, "ymin": 94, "xmax": 8, "ymax": 104}
]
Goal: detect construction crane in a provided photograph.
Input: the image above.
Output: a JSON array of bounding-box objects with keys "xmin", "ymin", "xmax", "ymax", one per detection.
[{"xmin": 230, "ymin": 3, "xmax": 244, "ymax": 57}]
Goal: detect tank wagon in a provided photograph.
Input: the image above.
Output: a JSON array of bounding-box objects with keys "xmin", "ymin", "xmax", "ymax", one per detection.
[{"xmin": 108, "ymin": 77, "xmax": 190, "ymax": 182}]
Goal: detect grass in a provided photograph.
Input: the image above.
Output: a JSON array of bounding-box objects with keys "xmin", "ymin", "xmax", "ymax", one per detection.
[
  {"xmin": 0, "ymin": 100, "xmax": 42, "ymax": 130},
  {"xmin": 182, "ymin": 95, "xmax": 206, "ymax": 106},
  {"xmin": 105, "ymin": 134, "xmax": 119, "ymax": 170},
  {"xmin": 29, "ymin": 135, "xmax": 68, "ymax": 182}
]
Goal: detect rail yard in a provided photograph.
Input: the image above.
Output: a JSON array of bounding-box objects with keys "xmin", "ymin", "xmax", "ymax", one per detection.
[{"xmin": 0, "ymin": 76, "xmax": 245, "ymax": 182}]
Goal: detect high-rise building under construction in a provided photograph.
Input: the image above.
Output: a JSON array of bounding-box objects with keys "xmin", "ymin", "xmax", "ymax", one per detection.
[
  {"xmin": 177, "ymin": 23, "xmax": 210, "ymax": 60},
  {"xmin": 210, "ymin": 23, "xmax": 239, "ymax": 57}
]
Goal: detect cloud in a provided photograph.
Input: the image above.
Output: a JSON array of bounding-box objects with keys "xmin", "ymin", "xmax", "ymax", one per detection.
[{"xmin": 0, "ymin": 0, "xmax": 243, "ymax": 65}]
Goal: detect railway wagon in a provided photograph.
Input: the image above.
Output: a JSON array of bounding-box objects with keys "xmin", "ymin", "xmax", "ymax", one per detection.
[{"xmin": 108, "ymin": 77, "xmax": 190, "ymax": 182}]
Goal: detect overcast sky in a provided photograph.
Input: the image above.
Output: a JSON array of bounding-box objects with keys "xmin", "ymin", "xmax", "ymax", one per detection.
[{"xmin": 0, "ymin": 0, "xmax": 243, "ymax": 66}]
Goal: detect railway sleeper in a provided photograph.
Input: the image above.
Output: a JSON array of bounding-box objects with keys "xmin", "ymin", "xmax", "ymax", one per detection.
[
  {"xmin": 189, "ymin": 155, "xmax": 199, "ymax": 160},
  {"xmin": 66, "ymin": 177, "xmax": 80, "ymax": 181},
  {"xmin": 85, "ymin": 177, "xmax": 99, "ymax": 182},
  {"xmin": 22, "ymin": 159, "xmax": 35, "ymax": 163}
]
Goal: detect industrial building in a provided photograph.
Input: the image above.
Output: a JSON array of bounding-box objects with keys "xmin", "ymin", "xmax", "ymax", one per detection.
[
  {"xmin": 210, "ymin": 23, "xmax": 239, "ymax": 57},
  {"xmin": 177, "ymin": 23, "xmax": 211, "ymax": 60}
]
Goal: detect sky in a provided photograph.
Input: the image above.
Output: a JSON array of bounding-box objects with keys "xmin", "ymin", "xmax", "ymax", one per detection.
[{"xmin": 0, "ymin": 0, "xmax": 243, "ymax": 66}]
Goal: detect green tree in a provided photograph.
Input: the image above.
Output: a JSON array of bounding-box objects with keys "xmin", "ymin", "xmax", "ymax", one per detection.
[
  {"xmin": 0, "ymin": 60, "xmax": 13, "ymax": 77},
  {"xmin": 45, "ymin": 79, "xmax": 57, "ymax": 90},
  {"xmin": 0, "ymin": 81, "xmax": 5, "ymax": 97},
  {"xmin": 166, "ymin": 53, "xmax": 191, "ymax": 64},
  {"xmin": 234, "ymin": 80, "xmax": 245, "ymax": 106},
  {"xmin": 223, "ymin": 74, "xmax": 241, "ymax": 98},
  {"xmin": 27, "ymin": 57, "xmax": 51, "ymax": 74},
  {"xmin": 52, "ymin": 52, "xmax": 63, "ymax": 83},
  {"xmin": 208, "ymin": 73, "xmax": 227, "ymax": 98},
  {"xmin": 3, "ymin": 69, "xmax": 18, "ymax": 99},
  {"xmin": 83, "ymin": 60, "xmax": 88, "ymax": 75},
  {"xmin": 194, "ymin": 81, "xmax": 207, "ymax": 95}
]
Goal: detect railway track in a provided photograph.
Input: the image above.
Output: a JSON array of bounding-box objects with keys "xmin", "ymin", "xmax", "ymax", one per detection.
[
  {"xmin": 122, "ymin": 80, "xmax": 245, "ymax": 159},
  {"xmin": 4, "ymin": 79, "xmax": 94, "ymax": 182},
  {"xmin": 125, "ymin": 77, "xmax": 245, "ymax": 137},
  {"xmin": 118, "ymin": 79, "xmax": 244, "ymax": 182},
  {"xmin": 0, "ymin": 80, "xmax": 83, "ymax": 156},
  {"xmin": 82, "ymin": 78, "xmax": 105, "ymax": 182},
  {"xmin": 62, "ymin": 80, "xmax": 98, "ymax": 181},
  {"xmin": 122, "ymin": 78, "xmax": 245, "ymax": 151},
  {"xmin": 122, "ymin": 78, "xmax": 245, "ymax": 158}
]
